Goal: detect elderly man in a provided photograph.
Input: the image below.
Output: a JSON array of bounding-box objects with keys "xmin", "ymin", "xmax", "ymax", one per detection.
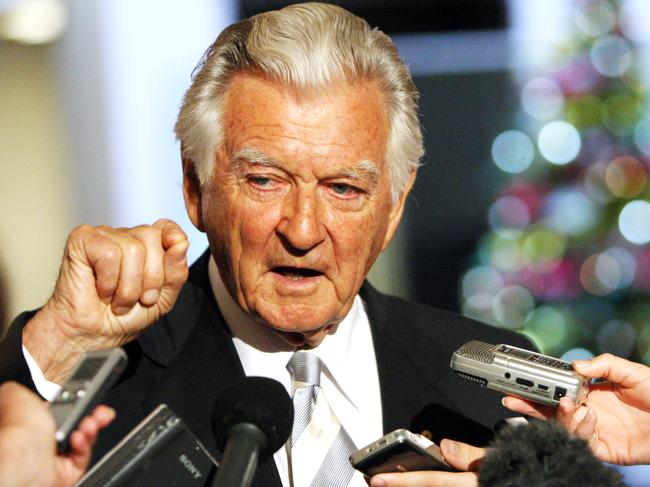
[{"xmin": 0, "ymin": 3, "xmax": 532, "ymax": 486}]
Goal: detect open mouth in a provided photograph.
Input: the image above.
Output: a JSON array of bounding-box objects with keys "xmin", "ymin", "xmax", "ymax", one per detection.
[{"xmin": 272, "ymin": 266, "xmax": 323, "ymax": 280}]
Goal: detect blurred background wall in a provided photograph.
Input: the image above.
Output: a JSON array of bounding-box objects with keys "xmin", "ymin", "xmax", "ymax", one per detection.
[{"xmin": 1, "ymin": 0, "xmax": 649, "ymax": 481}]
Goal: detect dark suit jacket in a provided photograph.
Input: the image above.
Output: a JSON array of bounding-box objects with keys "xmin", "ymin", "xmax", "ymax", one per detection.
[{"xmin": 0, "ymin": 250, "xmax": 533, "ymax": 486}]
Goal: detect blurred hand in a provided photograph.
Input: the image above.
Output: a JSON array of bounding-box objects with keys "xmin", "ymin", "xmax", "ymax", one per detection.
[
  {"xmin": 503, "ymin": 353, "xmax": 650, "ymax": 465},
  {"xmin": 23, "ymin": 219, "xmax": 189, "ymax": 382},
  {"xmin": 0, "ymin": 381, "xmax": 115, "ymax": 487},
  {"xmin": 368, "ymin": 439, "xmax": 484, "ymax": 487}
]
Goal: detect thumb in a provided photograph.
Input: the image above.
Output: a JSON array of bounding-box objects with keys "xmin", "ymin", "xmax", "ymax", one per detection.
[
  {"xmin": 573, "ymin": 353, "xmax": 647, "ymax": 385},
  {"xmin": 440, "ymin": 438, "xmax": 485, "ymax": 471}
]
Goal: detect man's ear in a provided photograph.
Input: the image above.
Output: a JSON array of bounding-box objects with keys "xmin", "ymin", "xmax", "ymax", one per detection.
[
  {"xmin": 182, "ymin": 154, "xmax": 205, "ymax": 232},
  {"xmin": 381, "ymin": 169, "xmax": 417, "ymax": 251}
]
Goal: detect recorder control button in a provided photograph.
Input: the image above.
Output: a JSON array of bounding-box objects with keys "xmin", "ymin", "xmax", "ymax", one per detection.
[{"xmin": 515, "ymin": 377, "xmax": 534, "ymax": 387}]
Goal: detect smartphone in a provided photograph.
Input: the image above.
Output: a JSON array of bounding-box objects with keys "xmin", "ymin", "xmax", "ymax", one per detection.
[
  {"xmin": 349, "ymin": 428, "xmax": 454, "ymax": 477},
  {"xmin": 50, "ymin": 348, "xmax": 128, "ymax": 453},
  {"xmin": 450, "ymin": 340, "xmax": 590, "ymax": 407}
]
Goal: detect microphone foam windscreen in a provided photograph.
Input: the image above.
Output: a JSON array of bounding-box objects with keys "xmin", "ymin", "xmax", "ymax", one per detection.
[
  {"xmin": 479, "ymin": 420, "xmax": 625, "ymax": 487},
  {"xmin": 211, "ymin": 376, "xmax": 293, "ymax": 459}
]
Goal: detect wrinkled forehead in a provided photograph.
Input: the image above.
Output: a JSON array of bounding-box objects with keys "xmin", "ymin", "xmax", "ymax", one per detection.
[{"xmin": 221, "ymin": 72, "xmax": 390, "ymax": 147}]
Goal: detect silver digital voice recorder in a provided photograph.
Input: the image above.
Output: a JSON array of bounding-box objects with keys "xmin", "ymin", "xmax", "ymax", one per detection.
[
  {"xmin": 450, "ymin": 341, "xmax": 590, "ymax": 407},
  {"xmin": 50, "ymin": 348, "xmax": 128, "ymax": 453}
]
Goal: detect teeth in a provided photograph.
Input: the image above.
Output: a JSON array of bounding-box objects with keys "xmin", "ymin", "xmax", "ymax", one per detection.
[{"xmin": 285, "ymin": 273, "xmax": 304, "ymax": 280}]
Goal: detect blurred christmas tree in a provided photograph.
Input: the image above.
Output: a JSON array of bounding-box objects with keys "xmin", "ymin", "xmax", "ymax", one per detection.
[{"xmin": 461, "ymin": 0, "xmax": 650, "ymax": 363}]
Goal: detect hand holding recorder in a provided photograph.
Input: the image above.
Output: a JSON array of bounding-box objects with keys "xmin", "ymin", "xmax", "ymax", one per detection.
[
  {"xmin": 361, "ymin": 435, "xmax": 483, "ymax": 487},
  {"xmin": 0, "ymin": 381, "xmax": 115, "ymax": 487},
  {"xmin": 504, "ymin": 352, "xmax": 650, "ymax": 466}
]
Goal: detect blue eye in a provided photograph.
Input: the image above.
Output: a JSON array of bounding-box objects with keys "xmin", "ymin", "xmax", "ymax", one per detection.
[
  {"xmin": 331, "ymin": 183, "xmax": 354, "ymax": 194},
  {"xmin": 249, "ymin": 176, "xmax": 272, "ymax": 186}
]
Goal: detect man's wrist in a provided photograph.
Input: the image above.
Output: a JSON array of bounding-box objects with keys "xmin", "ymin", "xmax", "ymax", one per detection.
[{"xmin": 22, "ymin": 304, "xmax": 88, "ymax": 384}]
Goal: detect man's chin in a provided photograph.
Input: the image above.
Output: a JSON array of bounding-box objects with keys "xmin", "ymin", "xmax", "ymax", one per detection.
[{"xmin": 272, "ymin": 323, "xmax": 337, "ymax": 348}]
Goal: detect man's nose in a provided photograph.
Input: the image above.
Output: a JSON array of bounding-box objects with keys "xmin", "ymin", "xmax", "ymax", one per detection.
[{"xmin": 276, "ymin": 188, "xmax": 326, "ymax": 252}]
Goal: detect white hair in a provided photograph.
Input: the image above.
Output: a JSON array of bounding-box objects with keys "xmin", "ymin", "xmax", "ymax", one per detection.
[{"xmin": 175, "ymin": 2, "xmax": 423, "ymax": 203}]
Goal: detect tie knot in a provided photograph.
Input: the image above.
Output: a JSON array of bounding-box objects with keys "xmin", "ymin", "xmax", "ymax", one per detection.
[{"xmin": 287, "ymin": 351, "xmax": 322, "ymax": 386}]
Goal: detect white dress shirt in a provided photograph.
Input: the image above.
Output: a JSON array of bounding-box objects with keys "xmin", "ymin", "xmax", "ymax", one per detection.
[{"xmin": 23, "ymin": 257, "xmax": 384, "ymax": 487}]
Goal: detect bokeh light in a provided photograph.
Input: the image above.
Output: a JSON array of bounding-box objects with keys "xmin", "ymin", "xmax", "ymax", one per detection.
[
  {"xmin": 461, "ymin": 266, "xmax": 504, "ymax": 323},
  {"xmin": 483, "ymin": 230, "xmax": 524, "ymax": 273},
  {"xmin": 524, "ymin": 306, "xmax": 569, "ymax": 351},
  {"xmin": 521, "ymin": 229, "xmax": 566, "ymax": 273},
  {"xmin": 538, "ymin": 121, "xmax": 581, "ymax": 165},
  {"xmin": 580, "ymin": 252, "xmax": 622, "ymax": 296},
  {"xmin": 604, "ymin": 155, "xmax": 647, "ymax": 198},
  {"xmin": 491, "ymin": 130, "xmax": 535, "ymax": 173},
  {"xmin": 633, "ymin": 250, "xmax": 650, "ymax": 293},
  {"xmin": 604, "ymin": 246, "xmax": 637, "ymax": 290},
  {"xmin": 633, "ymin": 117, "xmax": 650, "ymax": 156},
  {"xmin": 521, "ymin": 77, "xmax": 564, "ymax": 121},
  {"xmin": 463, "ymin": 0, "xmax": 650, "ymax": 367},
  {"xmin": 580, "ymin": 160, "xmax": 615, "ymax": 204},
  {"xmin": 601, "ymin": 92, "xmax": 642, "ymax": 136},
  {"xmin": 619, "ymin": 200, "xmax": 650, "ymax": 244},
  {"xmin": 590, "ymin": 34, "xmax": 633, "ymax": 77},
  {"xmin": 565, "ymin": 95, "xmax": 602, "ymax": 128},
  {"xmin": 620, "ymin": 0, "xmax": 650, "ymax": 43},
  {"xmin": 560, "ymin": 347, "xmax": 595, "ymax": 362},
  {"xmin": 493, "ymin": 285, "xmax": 535, "ymax": 329},
  {"xmin": 488, "ymin": 196, "xmax": 531, "ymax": 231},
  {"xmin": 575, "ymin": 0, "xmax": 616, "ymax": 38},
  {"xmin": 597, "ymin": 319, "xmax": 637, "ymax": 357},
  {"xmin": 542, "ymin": 187, "xmax": 597, "ymax": 236}
]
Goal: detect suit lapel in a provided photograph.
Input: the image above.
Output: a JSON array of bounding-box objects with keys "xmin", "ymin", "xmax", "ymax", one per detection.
[
  {"xmin": 361, "ymin": 282, "xmax": 500, "ymax": 446},
  {"xmin": 361, "ymin": 282, "xmax": 459, "ymax": 435},
  {"xmin": 138, "ymin": 251, "xmax": 284, "ymax": 487}
]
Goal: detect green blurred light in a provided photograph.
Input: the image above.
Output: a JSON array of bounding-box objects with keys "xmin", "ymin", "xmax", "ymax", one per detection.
[
  {"xmin": 565, "ymin": 95, "xmax": 602, "ymax": 128},
  {"xmin": 524, "ymin": 305, "xmax": 569, "ymax": 351},
  {"xmin": 521, "ymin": 229, "xmax": 566, "ymax": 272},
  {"xmin": 602, "ymin": 92, "xmax": 643, "ymax": 136}
]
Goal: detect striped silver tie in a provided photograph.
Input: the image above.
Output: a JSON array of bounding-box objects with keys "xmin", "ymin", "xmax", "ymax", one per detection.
[{"xmin": 287, "ymin": 351, "xmax": 357, "ymax": 487}]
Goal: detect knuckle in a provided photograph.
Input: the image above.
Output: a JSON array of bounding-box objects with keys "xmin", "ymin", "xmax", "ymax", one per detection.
[
  {"xmin": 68, "ymin": 224, "xmax": 95, "ymax": 242},
  {"xmin": 130, "ymin": 225, "xmax": 163, "ymax": 245},
  {"xmin": 116, "ymin": 284, "xmax": 140, "ymax": 302},
  {"xmin": 154, "ymin": 218, "xmax": 173, "ymax": 228},
  {"xmin": 101, "ymin": 245, "xmax": 121, "ymax": 263},
  {"xmin": 124, "ymin": 240, "xmax": 145, "ymax": 260}
]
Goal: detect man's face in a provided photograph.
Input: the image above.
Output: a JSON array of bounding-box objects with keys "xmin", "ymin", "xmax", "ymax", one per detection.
[{"xmin": 185, "ymin": 73, "xmax": 412, "ymax": 347}]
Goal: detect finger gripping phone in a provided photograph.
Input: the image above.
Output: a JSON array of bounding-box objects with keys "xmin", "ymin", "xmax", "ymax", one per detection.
[
  {"xmin": 349, "ymin": 428, "xmax": 454, "ymax": 477},
  {"xmin": 450, "ymin": 340, "xmax": 590, "ymax": 407},
  {"xmin": 50, "ymin": 348, "xmax": 128, "ymax": 453}
]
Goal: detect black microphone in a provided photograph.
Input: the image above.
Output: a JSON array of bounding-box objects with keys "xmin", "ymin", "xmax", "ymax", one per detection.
[
  {"xmin": 211, "ymin": 376, "xmax": 293, "ymax": 487},
  {"xmin": 479, "ymin": 420, "xmax": 626, "ymax": 487}
]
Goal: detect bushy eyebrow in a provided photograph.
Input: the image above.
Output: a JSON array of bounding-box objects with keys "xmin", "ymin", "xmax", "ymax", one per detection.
[
  {"xmin": 230, "ymin": 146, "xmax": 380, "ymax": 189},
  {"xmin": 230, "ymin": 147, "xmax": 277, "ymax": 172},
  {"xmin": 340, "ymin": 159, "xmax": 379, "ymax": 189}
]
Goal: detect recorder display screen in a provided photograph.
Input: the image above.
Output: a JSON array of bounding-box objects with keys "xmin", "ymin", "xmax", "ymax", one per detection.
[{"xmin": 497, "ymin": 345, "xmax": 572, "ymax": 370}]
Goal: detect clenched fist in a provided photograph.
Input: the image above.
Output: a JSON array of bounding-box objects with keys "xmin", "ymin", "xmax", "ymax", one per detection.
[{"xmin": 23, "ymin": 219, "xmax": 189, "ymax": 383}]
